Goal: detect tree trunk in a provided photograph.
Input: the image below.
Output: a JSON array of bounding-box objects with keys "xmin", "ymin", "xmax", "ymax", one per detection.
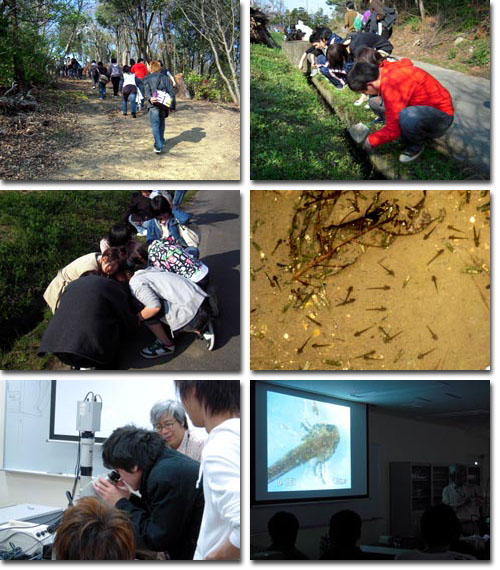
[{"xmin": 416, "ymin": 0, "xmax": 426, "ymax": 20}]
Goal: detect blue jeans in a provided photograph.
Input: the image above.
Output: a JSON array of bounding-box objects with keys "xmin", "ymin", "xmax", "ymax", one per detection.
[
  {"xmin": 122, "ymin": 92, "xmax": 136, "ymax": 114},
  {"xmin": 399, "ymin": 106, "xmax": 454, "ymax": 150},
  {"xmin": 149, "ymin": 106, "xmax": 166, "ymax": 150},
  {"xmin": 98, "ymin": 82, "xmax": 106, "ymax": 98}
]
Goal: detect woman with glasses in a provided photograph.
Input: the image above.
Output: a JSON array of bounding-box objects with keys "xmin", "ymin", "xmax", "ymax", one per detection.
[{"xmin": 150, "ymin": 400, "xmax": 205, "ymax": 462}]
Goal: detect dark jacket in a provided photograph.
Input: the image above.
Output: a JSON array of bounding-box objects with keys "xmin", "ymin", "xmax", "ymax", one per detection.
[
  {"xmin": 122, "ymin": 191, "xmax": 154, "ymax": 224},
  {"xmin": 38, "ymin": 275, "xmax": 137, "ymax": 366},
  {"xmin": 143, "ymin": 71, "xmax": 175, "ymax": 110},
  {"xmin": 350, "ymin": 32, "xmax": 393, "ymax": 57},
  {"xmin": 115, "ymin": 447, "xmax": 204, "ymax": 559}
]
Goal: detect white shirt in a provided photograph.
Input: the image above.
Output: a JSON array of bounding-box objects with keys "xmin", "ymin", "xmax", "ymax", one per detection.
[
  {"xmin": 442, "ymin": 483, "xmax": 481, "ymax": 521},
  {"xmin": 194, "ymin": 418, "xmax": 240, "ymax": 560}
]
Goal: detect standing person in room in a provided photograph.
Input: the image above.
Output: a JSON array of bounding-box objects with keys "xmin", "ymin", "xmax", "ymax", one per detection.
[
  {"xmin": 442, "ymin": 464, "xmax": 483, "ymax": 535},
  {"xmin": 150, "ymin": 399, "xmax": 205, "ymax": 462},
  {"xmin": 93, "ymin": 425, "xmax": 204, "ymax": 560},
  {"xmin": 175, "ymin": 380, "xmax": 240, "ymax": 560},
  {"xmin": 347, "ymin": 59, "xmax": 454, "ymax": 162}
]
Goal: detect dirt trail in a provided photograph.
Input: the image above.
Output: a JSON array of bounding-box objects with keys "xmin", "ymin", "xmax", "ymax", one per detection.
[
  {"xmin": 250, "ymin": 190, "xmax": 490, "ymax": 371},
  {"xmin": 51, "ymin": 79, "xmax": 240, "ymax": 180}
]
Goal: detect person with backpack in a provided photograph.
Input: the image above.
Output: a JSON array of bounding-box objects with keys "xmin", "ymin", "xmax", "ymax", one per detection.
[
  {"xmin": 108, "ymin": 57, "xmax": 123, "ymax": 97},
  {"xmin": 143, "ymin": 60, "xmax": 176, "ymax": 154},
  {"xmin": 97, "ymin": 61, "xmax": 109, "ymax": 99},
  {"xmin": 131, "ymin": 57, "xmax": 149, "ymax": 99},
  {"xmin": 121, "ymin": 64, "xmax": 142, "ymax": 117},
  {"xmin": 344, "ymin": 2, "xmax": 359, "ymax": 33}
]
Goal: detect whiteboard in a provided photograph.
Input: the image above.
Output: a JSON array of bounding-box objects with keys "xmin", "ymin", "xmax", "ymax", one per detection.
[{"xmin": 3, "ymin": 380, "xmax": 206, "ymax": 477}]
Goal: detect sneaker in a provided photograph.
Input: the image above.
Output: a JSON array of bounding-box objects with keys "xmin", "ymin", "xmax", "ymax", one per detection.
[
  {"xmin": 154, "ymin": 146, "xmax": 162, "ymax": 154},
  {"xmin": 123, "ymin": 112, "xmax": 127, "ymax": 116},
  {"xmin": 131, "ymin": 112, "xmax": 136, "ymax": 118},
  {"xmin": 92, "ymin": 86, "xmax": 96, "ymax": 89},
  {"xmin": 140, "ymin": 339, "xmax": 175, "ymax": 359},
  {"xmin": 399, "ymin": 145, "xmax": 425, "ymax": 163},
  {"xmin": 202, "ymin": 320, "xmax": 215, "ymax": 351},
  {"xmin": 310, "ymin": 68, "xmax": 319, "ymax": 77},
  {"xmin": 354, "ymin": 94, "xmax": 368, "ymax": 106},
  {"xmin": 136, "ymin": 229, "xmax": 147, "ymax": 237}
]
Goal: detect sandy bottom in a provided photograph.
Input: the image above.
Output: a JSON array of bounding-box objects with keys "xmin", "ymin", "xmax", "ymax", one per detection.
[{"xmin": 250, "ymin": 190, "xmax": 490, "ymax": 371}]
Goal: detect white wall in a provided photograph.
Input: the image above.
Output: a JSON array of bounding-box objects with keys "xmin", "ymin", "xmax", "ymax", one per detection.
[
  {"xmin": 251, "ymin": 405, "xmax": 490, "ymax": 556},
  {"xmin": 0, "ymin": 381, "xmax": 74, "ymax": 509}
]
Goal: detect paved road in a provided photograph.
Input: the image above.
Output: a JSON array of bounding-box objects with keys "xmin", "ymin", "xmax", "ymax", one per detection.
[
  {"xmin": 117, "ymin": 190, "xmax": 240, "ymax": 371},
  {"xmin": 414, "ymin": 61, "xmax": 490, "ymax": 179}
]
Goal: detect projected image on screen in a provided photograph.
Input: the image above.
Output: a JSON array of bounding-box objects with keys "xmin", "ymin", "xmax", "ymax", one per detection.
[{"xmin": 267, "ymin": 391, "xmax": 351, "ymax": 493}]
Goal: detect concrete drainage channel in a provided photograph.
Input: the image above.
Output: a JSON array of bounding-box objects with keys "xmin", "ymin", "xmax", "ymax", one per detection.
[{"xmin": 282, "ymin": 41, "xmax": 490, "ymax": 180}]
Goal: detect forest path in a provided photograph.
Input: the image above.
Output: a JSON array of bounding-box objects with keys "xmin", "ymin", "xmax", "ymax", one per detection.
[{"xmin": 51, "ymin": 78, "xmax": 240, "ymax": 181}]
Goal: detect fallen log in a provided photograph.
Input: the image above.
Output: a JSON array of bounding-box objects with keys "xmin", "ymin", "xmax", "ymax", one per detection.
[{"xmin": 0, "ymin": 96, "xmax": 38, "ymax": 114}]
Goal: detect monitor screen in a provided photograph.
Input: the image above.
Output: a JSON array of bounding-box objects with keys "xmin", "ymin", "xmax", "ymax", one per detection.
[{"xmin": 252, "ymin": 381, "xmax": 368, "ymax": 504}]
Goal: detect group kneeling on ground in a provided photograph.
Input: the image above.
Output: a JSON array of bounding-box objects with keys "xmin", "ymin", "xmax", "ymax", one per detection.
[
  {"xmin": 39, "ymin": 191, "xmax": 218, "ymax": 370},
  {"xmin": 297, "ymin": 1, "xmax": 454, "ymax": 164}
]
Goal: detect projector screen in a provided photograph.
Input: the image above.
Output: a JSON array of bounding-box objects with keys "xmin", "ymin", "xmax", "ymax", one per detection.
[{"xmin": 252, "ymin": 381, "xmax": 368, "ymax": 504}]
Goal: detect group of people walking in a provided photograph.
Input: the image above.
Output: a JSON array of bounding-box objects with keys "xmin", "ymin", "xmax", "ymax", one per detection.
[{"xmin": 84, "ymin": 57, "xmax": 177, "ymax": 153}]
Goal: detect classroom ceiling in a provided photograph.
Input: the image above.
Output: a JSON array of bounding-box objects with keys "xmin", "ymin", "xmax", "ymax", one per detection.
[{"xmin": 267, "ymin": 380, "xmax": 490, "ymax": 430}]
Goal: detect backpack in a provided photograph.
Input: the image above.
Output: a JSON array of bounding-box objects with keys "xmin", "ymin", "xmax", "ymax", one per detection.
[
  {"xmin": 354, "ymin": 13, "xmax": 363, "ymax": 31},
  {"xmin": 99, "ymin": 73, "xmax": 109, "ymax": 84},
  {"xmin": 148, "ymin": 238, "xmax": 205, "ymax": 281}
]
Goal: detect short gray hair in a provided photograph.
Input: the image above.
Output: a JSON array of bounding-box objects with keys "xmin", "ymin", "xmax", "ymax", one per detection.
[{"xmin": 150, "ymin": 400, "xmax": 188, "ymax": 429}]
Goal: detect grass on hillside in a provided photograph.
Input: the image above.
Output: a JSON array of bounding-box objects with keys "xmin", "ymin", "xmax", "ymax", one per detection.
[
  {"xmin": 0, "ymin": 190, "xmax": 133, "ymax": 369},
  {"xmin": 250, "ymin": 43, "xmax": 364, "ymax": 180}
]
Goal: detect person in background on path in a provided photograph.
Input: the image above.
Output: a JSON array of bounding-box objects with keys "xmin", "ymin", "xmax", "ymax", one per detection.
[
  {"xmin": 344, "ymin": 2, "xmax": 359, "ymax": 33},
  {"xmin": 143, "ymin": 60, "xmax": 176, "ymax": 154},
  {"xmin": 131, "ymin": 57, "xmax": 149, "ymax": 100},
  {"xmin": 150, "ymin": 399, "xmax": 206, "ymax": 462},
  {"xmin": 172, "ymin": 190, "xmax": 192, "ymax": 224},
  {"xmin": 347, "ymin": 58, "xmax": 454, "ymax": 163},
  {"xmin": 108, "ymin": 57, "xmax": 123, "ymax": 97},
  {"xmin": 90, "ymin": 60, "xmax": 98, "ymax": 89},
  {"xmin": 97, "ymin": 61, "xmax": 109, "ymax": 99},
  {"xmin": 175, "ymin": 380, "xmax": 240, "ymax": 560},
  {"xmin": 121, "ymin": 65, "xmax": 141, "ymax": 118}
]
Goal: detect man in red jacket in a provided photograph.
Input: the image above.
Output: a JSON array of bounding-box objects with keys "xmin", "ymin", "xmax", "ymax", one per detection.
[
  {"xmin": 131, "ymin": 57, "xmax": 149, "ymax": 99},
  {"xmin": 347, "ymin": 59, "xmax": 454, "ymax": 163}
]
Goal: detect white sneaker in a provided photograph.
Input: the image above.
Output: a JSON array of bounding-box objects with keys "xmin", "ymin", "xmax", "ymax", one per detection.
[{"xmin": 202, "ymin": 321, "xmax": 215, "ymax": 351}]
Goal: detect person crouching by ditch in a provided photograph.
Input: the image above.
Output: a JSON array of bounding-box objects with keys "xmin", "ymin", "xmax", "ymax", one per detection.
[
  {"xmin": 346, "ymin": 59, "xmax": 454, "ymax": 163},
  {"xmin": 143, "ymin": 60, "xmax": 176, "ymax": 154},
  {"xmin": 117, "ymin": 262, "xmax": 215, "ymax": 359}
]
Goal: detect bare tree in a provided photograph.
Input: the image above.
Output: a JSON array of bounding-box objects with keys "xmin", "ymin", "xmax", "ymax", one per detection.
[{"xmin": 177, "ymin": 0, "xmax": 240, "ymax": 105}]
